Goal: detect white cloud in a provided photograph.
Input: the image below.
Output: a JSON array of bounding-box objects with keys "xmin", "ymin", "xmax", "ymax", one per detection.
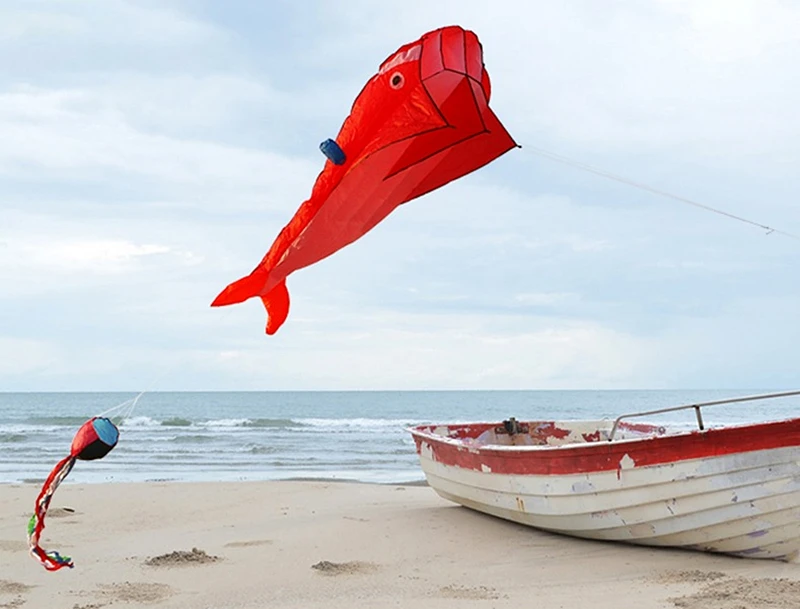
[
  {"xmin": 659, "ymin": 0, "xmax": 800, "ymax": 62},
  {"xmin": 309, "ymin": 0, "xmax": 800, "ymax": 165},
  {"xmin": 0, "ymin": 0, "xmax": 797, "ymax": 390},
  {"xmin": 201, "ymin": 310, "xmax": 655, "ymax": 390},
  {"xmin": 0, "ymin": 211, "xmax": 211, "ymax": 299},
  {"xmin": 648, "ymin": 294, "xmax": 800, "ymax": 388},
  {"xmin": 92, "ymin": 74, "xmax": 275, "ymax": 133},
  {"xmin": 0, "ymin": 84, "xmax": 317, "ymax": 207},
  {"xmin": 0, "ymin": 338, "xmax": 61, "ymax": 377},
  {"xmin": 0, "ymin": 1, "xmax": 223, "ymax": 46},
  {"xmin": 0, "ymin": 8, "xmax": 86, "ymax": 41},
  {"xmin": 21, "ymin": 239, "xmax": 171, "ymax": 273},
  {"xmin": 514, "ymin": 292, "xmax": 580, "ymax": 306}
]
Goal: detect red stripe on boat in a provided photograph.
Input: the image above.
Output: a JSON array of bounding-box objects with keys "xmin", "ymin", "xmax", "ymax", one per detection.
[{"xmin": 410, "ymin": 418, "xmax": 800, "ymax": 476}]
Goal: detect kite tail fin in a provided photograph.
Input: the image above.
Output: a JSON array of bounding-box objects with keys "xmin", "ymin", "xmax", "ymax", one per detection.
[
  {"xmin": 28, "ymin": 455, "xmax": 77, "ymax": 571},
  {"xmin": 211, "ymin": 271, "xmax": 268, "ymax": 307},
  {"xmin": 261, "ymin": 280, "xmax": 290, "ymax": 335}
]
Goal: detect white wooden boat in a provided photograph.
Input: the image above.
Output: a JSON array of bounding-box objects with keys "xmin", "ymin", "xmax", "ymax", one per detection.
[{"xmin": 408, "ymin": 391, "xmax": 800, "ymax": 561}]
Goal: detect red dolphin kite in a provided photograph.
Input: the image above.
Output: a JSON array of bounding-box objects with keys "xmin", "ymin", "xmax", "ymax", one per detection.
[{"xmin": 212, "ymin": 25, "xmax": 517, "ymax": 334}]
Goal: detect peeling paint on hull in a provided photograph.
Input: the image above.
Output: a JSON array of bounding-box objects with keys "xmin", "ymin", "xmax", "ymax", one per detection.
[{"xmin": 409, "ymin": 418, "xmax": 800, "ymax": 561}]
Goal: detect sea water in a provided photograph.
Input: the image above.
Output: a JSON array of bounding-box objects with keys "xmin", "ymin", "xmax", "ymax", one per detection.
[{"xmin": 1, "ymin": 390, "xmax": 797, "ymax": 485}]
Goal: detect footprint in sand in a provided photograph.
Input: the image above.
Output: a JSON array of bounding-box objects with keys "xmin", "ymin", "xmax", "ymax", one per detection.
[
  {"xmin": 0, "ymin": 582, "xmax": 31, "ymax": 595},
  {"xmin": 658, "ymin": 570, "xmax": 728, "ymax": 584},
  {"xmin": 0, "ymin": 580, "xmax": 33, "ymax": 609},
  {"xmin": 668, "ymin": 576, "xmax": 800, "ymax": 609},
  {"xmin": 224, "ymin": 539, "xmax": 272, "ymax": 548},
  {"xmin": 0, "ymin": 541, "xmax": 27, "ymax": 553},
  {"xmin": 97, "ymin": 582, "xmax": 173, "ymax": 604},
  {"xmin": 49, "ymin": 507, "xmax": 76, "ymax": 518},
  {"xmin": 18, "ymin": 507, "xmax": 76, "ymax": 519},
  {"xmin": 144, "ymin": 547, "xmax": 221, "ymax": 567},
  {"xmin": 438, "ymin": 585, "xmax": 502, "ymax": 601},
  {"xmin": 311, "ymin": 561, "xmax": 378, "ymax": 576}
]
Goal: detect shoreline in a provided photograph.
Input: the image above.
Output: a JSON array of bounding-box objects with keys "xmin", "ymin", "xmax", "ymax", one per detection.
[
  {"xmin": 6, "ymin": 476, "xmax": 429, "ymax": 488},
  {"xmin": 2, "ymin": 481, "xmax": 799, "ymax": 608}
]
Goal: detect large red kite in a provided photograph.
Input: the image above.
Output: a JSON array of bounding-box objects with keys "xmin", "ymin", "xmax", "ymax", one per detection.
[{"xmin": 212, "ymin": 25, "xmax": 517, "ymax": 334}]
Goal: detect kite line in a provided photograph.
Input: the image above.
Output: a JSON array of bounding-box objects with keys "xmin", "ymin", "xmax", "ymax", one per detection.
[{"xmin": 522, "ymin": 144, "xmax": 800, "ymax": 243}]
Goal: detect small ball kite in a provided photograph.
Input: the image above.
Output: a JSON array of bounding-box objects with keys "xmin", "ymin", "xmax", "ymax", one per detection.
[{"xmin": 28, "ymin": 417, "xmax": 119, "ymax": 571}]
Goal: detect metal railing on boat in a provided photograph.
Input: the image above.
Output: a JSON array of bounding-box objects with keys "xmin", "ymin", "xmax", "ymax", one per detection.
[{"xmin": 608, "ymin": 390, "xmax": 800, "ymax": 441}]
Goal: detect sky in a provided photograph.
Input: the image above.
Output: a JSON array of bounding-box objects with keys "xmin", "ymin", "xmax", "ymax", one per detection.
[{"xmin": 1, "ymin": 0, "xmax": 799, "ymax": 391}]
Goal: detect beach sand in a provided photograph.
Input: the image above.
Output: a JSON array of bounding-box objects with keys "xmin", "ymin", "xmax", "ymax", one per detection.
[{"xmin": 1, "ymin": 481, "xmax": 798, "ymax": 608}]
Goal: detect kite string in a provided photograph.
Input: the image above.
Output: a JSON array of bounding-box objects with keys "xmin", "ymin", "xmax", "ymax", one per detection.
[
  {"xmin": 521, "ymin": 144, "xmax": 800, "ymax": 242},
  {"xmin": 96, "ymin": 397, "xmax": 137, "ymax": 420},
  {"xmin": 95, "ymin": 362, "xmax": 178, "ymax": 425}
]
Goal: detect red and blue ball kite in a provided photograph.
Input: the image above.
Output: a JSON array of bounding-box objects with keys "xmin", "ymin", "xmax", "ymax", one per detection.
[{"xmin": 28, "ymin": 417, "xmax": 119, "ymax": 571}]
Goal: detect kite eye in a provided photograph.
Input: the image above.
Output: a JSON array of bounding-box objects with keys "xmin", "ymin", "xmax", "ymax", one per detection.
[{"xmin": 389, "ymin": 72, "xmax": 404, "ymax": 89}]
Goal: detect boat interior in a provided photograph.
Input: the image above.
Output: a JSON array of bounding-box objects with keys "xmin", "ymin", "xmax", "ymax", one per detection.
[{"xmin": 414, "ymin": 418, "xmax": 675, "ymax": 447}]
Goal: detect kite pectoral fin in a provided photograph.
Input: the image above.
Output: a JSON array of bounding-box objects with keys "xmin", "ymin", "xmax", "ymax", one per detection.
[
  {"xmin": 262, "ymin": 280, "xmax": 290, "ymax": 335},
  {"xmin": 211, "ymin": 271, "xmax": 267, "ymax": 307}
]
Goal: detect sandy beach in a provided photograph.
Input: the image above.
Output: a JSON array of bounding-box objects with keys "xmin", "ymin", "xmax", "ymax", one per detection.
[{"xmin": 1, "ymin": 481, "xmax": 798, "ymax": 608}]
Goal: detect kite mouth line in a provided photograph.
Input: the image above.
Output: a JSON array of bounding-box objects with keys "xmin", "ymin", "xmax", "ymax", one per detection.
[{"xmin": 519, "ymin": 144, "xmax": 799, "ymax": 242}]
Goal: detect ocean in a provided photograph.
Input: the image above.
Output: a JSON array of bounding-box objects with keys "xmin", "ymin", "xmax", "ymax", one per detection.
[{"xmin": 1, "ymin": 390, "xmax": 798, "ymax": 485}]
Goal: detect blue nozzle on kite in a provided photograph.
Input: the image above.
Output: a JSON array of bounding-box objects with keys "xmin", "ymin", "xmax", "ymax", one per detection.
[
  {"xmin": 92, "ymin": 417, "xmax": 120, "ymax": 448},
  {"xmin": 319, "ymin": 139, "xmax": 346, "ymax": 165}
]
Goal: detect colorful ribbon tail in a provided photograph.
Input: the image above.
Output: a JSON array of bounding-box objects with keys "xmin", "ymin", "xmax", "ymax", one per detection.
[
  {"xmin": 30, "ymin": 543, "xmax": 74, "ymax": 571},
  {"xmin": 27, "ymin": 455, "xmax": 76, "ymax": 571}
]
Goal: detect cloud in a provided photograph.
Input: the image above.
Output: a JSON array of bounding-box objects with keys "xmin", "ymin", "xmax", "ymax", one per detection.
[
  {"xmin": 177, "ymin": 309, "xmax": 657, "ymax": 391},
  {"xmin": 0, "ymin": 0, "xmax": 797, "ymax": 390},
  {"xmin": 0, "ymin": 338, "xmax": 61, "ymax": 377},
  {"xmin": 0, "ymin": 1, "xmax": 230, "ymax": 77},
  {"xmin": 25, "ymin": 239, "xmax": 172, "ymax": 272},
  {"xmin": 648, "ymin": 293, "xmax": 800, "ymax": 388},
  {"xmin": 298, "ymin": 0, "xmax": 800, "ymax": 167},
  {"xmin": 514, "ymin": 292, "xmax": 581, "ymax": 307},
  {"xmin": 0, "ymin": 1, "xmax": 220, "ymax": 43},
  {"xmin": 0, "ymin": 84, "xmax": 318, "ymax": 211},
  {"xmin": 0, "ymin": 209, "xmax": 209, "ymax": 296}
]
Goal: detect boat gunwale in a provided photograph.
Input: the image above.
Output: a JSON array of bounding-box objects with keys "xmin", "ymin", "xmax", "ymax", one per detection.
[{"xmin": 406, "ymin": 415, "xmax": 800, "ymax": 456}]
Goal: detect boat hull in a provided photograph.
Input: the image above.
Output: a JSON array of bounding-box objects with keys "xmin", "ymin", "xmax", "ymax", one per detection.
[{"xmin": 410, "ymin": 419, "xmax": 800, "ymax": 561}]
